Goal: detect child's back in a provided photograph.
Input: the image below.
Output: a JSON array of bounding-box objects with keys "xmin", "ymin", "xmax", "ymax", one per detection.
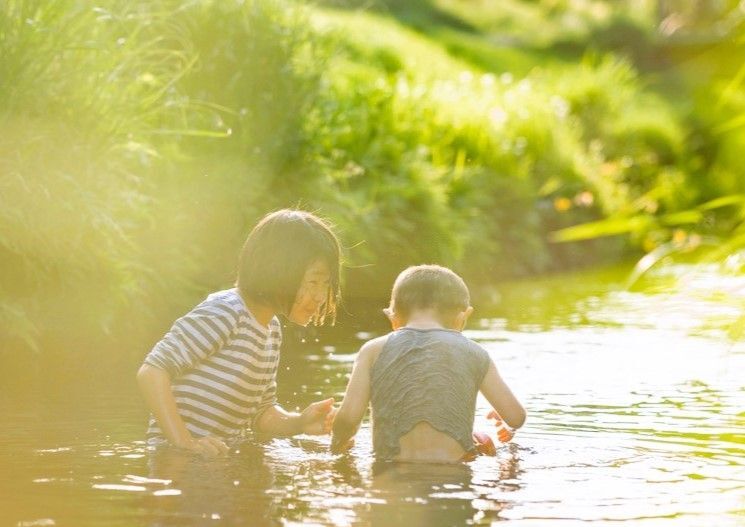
[
  {"xmin": 332, "ymin": 264, "xmax": 525, "ymax": 464},
  {"xmin": 371, "ymin": 328, "xmax": 490, "ymax": 462}
]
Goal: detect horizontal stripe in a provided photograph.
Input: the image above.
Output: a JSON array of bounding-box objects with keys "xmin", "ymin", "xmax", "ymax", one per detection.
[
  {"xmin": 242, "ymin": 317, "xmax": 271, "ymax": 340},
  {"xmin": 210, "ymin": 349, "xmax": 275, "ymax": 369},
  {"xmin": 239, "ymin": 323, "xmax": 269, "ymax": 341},
  {"xmin": 165, "ymin": 328, "xmax": 206, "ymax": 369},
  {"xmin": 221, "ymin": 343, "xmax": 277, "ymax": 363},
  {"xmin": 208, "ymin": 356, "xmax": 277, "ymax": 381},
  {"xmin": 176, "ymin": 377, "xmax": 265, "ymax": 407},
  {"xmin": 200, "ymin": 315, "xmax": 233, "ymax": 343},
  {"xmin": 185, "ymin": 311, "xmax": 231, "ymax": 340},
  {"xmin": 143, "ymin": 289, "xmax": 282, "ymax": 442},
  {"xmin": 179, "ymin": 401, "xmax": 245, "ymax": 430},
  {"xmin": 231, "ymin": 331, "xmax": 267, "ymax": 351},
  {"xmin": 206, "ymin": 355, "xmax": 277, "ymax": 378},
  {"xmin": 174, "ymin": 381, "xmax": 265, "ymax": 410},
  {"xmin": 175, "ymin": 319, "xmax": 216, "ymax": 354},
  {"xmin": 192, "ymin": 304, "xmax": 239, "ymax": 324},
  {"xmin": 173, "ymin": 385, "xmax": 256, "ymax": 418},
  {"xmin": 197, "ymin": 363, "xmax": 275, "ymax": 393},
  {"xmin": 143, "ymin": 354, "xmax": 178, "ymax": 378},
  {"xmin": 181, "ymin": 407, "xmax": 229, "ymax": 434}
]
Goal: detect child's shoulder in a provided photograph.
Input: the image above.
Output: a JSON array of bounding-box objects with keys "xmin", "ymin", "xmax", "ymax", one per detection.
[
  {"xmin": 452, "ymin": 332, "xmax": 490, "ymax": 359},
  {"xmin": 198, "ymin": 288, "xmax": 246, "ymax": 321},
  {"xmin": 202, "ymin": 289, "xmax": 281, "ymax": 339},
  {"xmin": 361, "ymin": 333, "xmax": 390, "ymax": 353},
  {"xmin": 358, "ymin": 333, "xmax": 392, "ymax": 364}
]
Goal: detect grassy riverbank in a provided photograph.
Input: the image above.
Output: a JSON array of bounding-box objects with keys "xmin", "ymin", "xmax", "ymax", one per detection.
[{"xmin": 1, "ymin": 0, "xmax": 743, "ymax": 359}]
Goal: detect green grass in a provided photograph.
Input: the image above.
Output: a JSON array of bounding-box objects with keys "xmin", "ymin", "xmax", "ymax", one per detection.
[{"xmin": 1, "ymin": 0, "xmax": 743, "ymax": 357}]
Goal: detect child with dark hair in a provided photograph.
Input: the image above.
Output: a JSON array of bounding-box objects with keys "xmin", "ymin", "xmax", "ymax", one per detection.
[
  {"xmin": 331, "ymin": 264, "xmax": 525, "ymax": 463},
  {"xmin": 137, "ymin": 209, "xmax": 341, "ymax": 456}
]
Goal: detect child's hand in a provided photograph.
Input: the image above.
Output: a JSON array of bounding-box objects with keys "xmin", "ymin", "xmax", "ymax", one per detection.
[
  {"xmin": 299, "ymin": 398, "xmax": 335, "ymax": 435},
  {"xmin": 487, "ymin": 410, "xmax": 515, "ymax": 443},
  {"xmin": 180, "ymin": 436, "xmax": 229, "ymax": 457},
  {"xmin": 472, "ymin": 431, "xmax": 497, "ymax": 456},
  {"xmin": 330, "ymin": 436, "xmax": 355, "ymax": 454},
  {"xmin": 323, "ymin": 405, "xmax": 338, "ymax": 434}
]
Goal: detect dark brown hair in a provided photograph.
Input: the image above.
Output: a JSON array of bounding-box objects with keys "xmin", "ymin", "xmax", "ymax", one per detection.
[
  {"xmin": 237, "ymin": 209, "xmax": 341, "ymax": 324},
  {"xmin": 389, "ymin": 264, "xmax": 469, "ymax": 319}
]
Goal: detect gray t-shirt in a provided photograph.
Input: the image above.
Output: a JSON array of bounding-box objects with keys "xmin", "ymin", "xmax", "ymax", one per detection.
[{"xmin": 370, "ymin": 327, "xmax": 491, "ymax": 461}]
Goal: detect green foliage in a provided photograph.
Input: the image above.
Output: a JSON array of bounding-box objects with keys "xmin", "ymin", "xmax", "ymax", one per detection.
[
  {"xmin": 550, "ymin": 6, "xmax": 745, "ymax": 263},
  {"xmin": 0, "ymin": 0, "xmax": 318, "ymax": 353},
  {"xmin": 305, "ymin": 10, "xmax": 694, "ymax": 286},
  {"xmin": 2, "ymin": 0, "xmax": 744, "ymax": 356},
  {"xmin": 0, "ymin": 0, "xmax": 173, "ymax": 351}
]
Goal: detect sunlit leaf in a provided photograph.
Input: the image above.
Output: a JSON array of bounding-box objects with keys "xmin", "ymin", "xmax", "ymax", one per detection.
[
  {"xmin": 714, "ymin": 113, "xmax": 745, "ymax": 134},
  {"xmin": 660, "ymin": 210, "xmax": 702, "ymax": 226},
  {"xmin": 550, "ymin": 215, "xmax": 653, "ymax": 242},
  {"xmin": 697, "ymin": 194, "xmax": 745, "ymax": 211},
  {"xmin": 625, "ymin": 236, "xmax": 720, "ymax": 289}
]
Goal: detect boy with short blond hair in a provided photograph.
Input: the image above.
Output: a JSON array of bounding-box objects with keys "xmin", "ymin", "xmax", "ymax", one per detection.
[{"xmin": 332, "ymin": 264, "xmax": 525, "ymax": 463}]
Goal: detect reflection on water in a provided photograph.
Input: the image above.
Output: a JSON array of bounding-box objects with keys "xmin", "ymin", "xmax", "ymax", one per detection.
[{"xmin": 1, "ymin": 264, "xmax": 743, "ymax": 526}]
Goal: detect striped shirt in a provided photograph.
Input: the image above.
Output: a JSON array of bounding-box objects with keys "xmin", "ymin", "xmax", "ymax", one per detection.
[{"xmin": 144, "ymin": 288, "xmax": 281, "ymax": 444}]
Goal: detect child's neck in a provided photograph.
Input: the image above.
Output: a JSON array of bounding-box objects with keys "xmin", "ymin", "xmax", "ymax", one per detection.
[{"xmin": 401, "ymin": 311, "xmax": 457, "ymax": 331}]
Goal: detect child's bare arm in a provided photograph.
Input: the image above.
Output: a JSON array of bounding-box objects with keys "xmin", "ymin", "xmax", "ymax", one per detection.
[
  {"xmin": 136, "ymin": 364, "xmax": 228, "ymax": 456},
  {"xmin": 253, "ymin": 398, "xmax": 335, "ymax": 436},
  {"xmin": 479, "ymin": 360, "xmax": 526, "ymax": 430},
  {"xmin": 331, "ymin": 337, "xmax": 383, "ymax": 453}
]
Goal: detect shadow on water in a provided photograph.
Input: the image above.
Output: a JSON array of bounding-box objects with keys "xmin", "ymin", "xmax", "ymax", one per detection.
[
  {"xmin": 112, "ymin": 440, "xmax": 522, "ymax": 526},
  {"xmin": 366, "ymin": 444, "xmax": 522, "ymax": 526},
  {"xmin": 141, "ymin": 443, "xmax": 276, "ymax": 525}
]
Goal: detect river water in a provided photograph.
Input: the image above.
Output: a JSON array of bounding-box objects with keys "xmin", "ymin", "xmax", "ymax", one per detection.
[{"xmin": 1, "ymin": 264, "xmax": 743, "ymax": 526}]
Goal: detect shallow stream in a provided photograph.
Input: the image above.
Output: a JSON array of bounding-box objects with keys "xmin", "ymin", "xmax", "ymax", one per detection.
[{"xmin": 2, "ymin": 264, "xmax": 743, "ymax": 526}]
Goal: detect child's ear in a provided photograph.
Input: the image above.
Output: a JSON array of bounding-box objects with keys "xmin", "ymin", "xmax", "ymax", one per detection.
[
  {"xmin": 383, "ymin": 307, "xmax": 403, "ymax": 330},
  {"xmin": 456, "ymin": 306, "xmax": 474, "ymax": 330}
]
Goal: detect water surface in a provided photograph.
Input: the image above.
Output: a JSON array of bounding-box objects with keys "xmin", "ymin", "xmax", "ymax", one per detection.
[{"xmin": 2, "ymin": 264, "xmax": 743, "ymax": 526}]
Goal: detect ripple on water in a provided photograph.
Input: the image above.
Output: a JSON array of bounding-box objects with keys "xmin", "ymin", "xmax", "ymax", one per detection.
[{"xmin": 3, "ymin": 265, "xmax": 744, "ymax": 526}]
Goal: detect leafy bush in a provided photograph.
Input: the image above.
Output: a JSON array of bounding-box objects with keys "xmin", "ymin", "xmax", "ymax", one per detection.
[
  {"xmin": 2, "ymin": 0, "xmax": 741, "ymax": 359},
  {"xmin": 0, "ymin": 0, "xmax": 320, "ymax": 355}
]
